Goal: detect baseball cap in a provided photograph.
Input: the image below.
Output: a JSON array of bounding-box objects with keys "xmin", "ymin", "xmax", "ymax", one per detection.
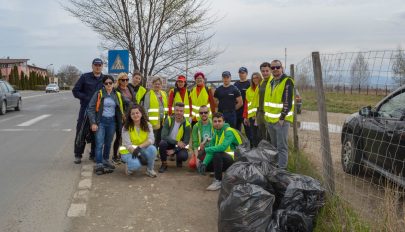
[
  {"xmin": 238, "ymin": 67, "xmax": 248, "ymax": 73},
  {"xmin": 92, "ymin": 58, "xmax": 103, "ymax": 65},
  {"xmin": 222, "ymin": 71, "xmax": 231, "ymax": 77},
  {"xmin": 177, "ymin": 75, "xmax": 186, "ymax": 82}
]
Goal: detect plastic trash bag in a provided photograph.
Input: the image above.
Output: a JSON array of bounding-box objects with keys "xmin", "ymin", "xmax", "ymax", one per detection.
[
  {"xmin": 218, "ymin": 161, "xmax": 276, "ymax": 207},
  {"xmin": 267, "ymin": 209, "xmax": 313, "ymax": 232},
  {"xmin": 236, "ymin": 140, "xmax": 278, "ymax": 165},
  {"xmin": 218, "ymin": 183, "xmax": 275, "ymax": 232}
]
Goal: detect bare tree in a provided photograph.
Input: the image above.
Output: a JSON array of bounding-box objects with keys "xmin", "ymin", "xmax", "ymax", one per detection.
[
  {"xmin": 350, "ymin": 53, "xmax": 370, "ymax": 88},
  {"xmin": 64, "ymin": 0, "xmax": 221, "ymax": 84},
  {"xmin": 57, "ymin": 65, "xmax": 81, "ymax": 86},
  {"xmin": 392, "ymin": 46, "xmax": 405, "ymax": 86}
]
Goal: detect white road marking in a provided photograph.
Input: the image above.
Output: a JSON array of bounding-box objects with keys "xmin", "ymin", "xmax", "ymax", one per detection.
[
  {"xmin": 17, "ymin": 114, "xmax": 51, "ymax": 127},
  {"xmin": 300, "ymin": 121, "xmax": 342, "ymax": 133},
  {"xmin": 0, "ymin": 114, "xmax": 24, "ymax": 123},
  {"xmin": 0, "ymin": 128, "xmax": 72, "ymax": 132},
  {"xmin": 67, "ymin": 204, "xmax": 87, "ymax": 217}
]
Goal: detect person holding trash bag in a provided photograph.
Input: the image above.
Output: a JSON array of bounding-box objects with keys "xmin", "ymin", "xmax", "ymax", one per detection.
[
  {"xmin": 119, "ymin": 104, "xmax": 157, "ymax": 177},
  {"xmin": 158, "ymin": 102, "xmax": 191, "ymax": 173},
  {"xmin": 197, "ymin": 112, "xmax": 244, "ymax": 191}
]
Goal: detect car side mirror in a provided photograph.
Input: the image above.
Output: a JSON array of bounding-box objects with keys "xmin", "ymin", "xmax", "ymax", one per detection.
[{"xmin": 359, "ymin": 106, "xmax": 372, "ymax": 117}]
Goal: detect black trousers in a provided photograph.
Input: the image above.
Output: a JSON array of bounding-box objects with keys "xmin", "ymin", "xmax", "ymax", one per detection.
[
  {"xmin": 206, "ymin": 152, "xmax": 234, "ymax": 181},
  {"xmin": 74, "ymin": 105, "xmax": 95, "ymax": 158},
  {"xmin": 248, "ymin": 118, "xmax": 260, "ymax": 148},
  {"xmin": 158, "ymin": 140, "xmax": 189, "ymax": 164},
  {"xmin": 113, "ymin": 126, "xmax": 122, "ymax": 158}
]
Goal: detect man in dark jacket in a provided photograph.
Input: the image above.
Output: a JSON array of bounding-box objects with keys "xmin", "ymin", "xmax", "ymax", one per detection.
[{"xmin": 72, "ymin": 58, "xmax": 104, "ymax": 164}]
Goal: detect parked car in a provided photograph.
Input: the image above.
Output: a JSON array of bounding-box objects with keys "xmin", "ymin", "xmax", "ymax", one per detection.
[
  {"xmin": 0, "ymin": 80, "xmax": 22, "ymax": 115},
  {"xmin": 295, "ymin": 88, "xmax": 302, "ymax": 114},
  {"xmin": 45, "ymin": 83, "xmax": 59, "ymax": 93},
  {"xmin": 341, "ymin": 85, "xmax": 405, "ymax": 186}
]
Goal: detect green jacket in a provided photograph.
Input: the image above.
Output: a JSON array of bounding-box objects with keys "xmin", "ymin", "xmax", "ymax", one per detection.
[
  {"xmin": 161, "ymin": 116, "xmax": 191, "ymax": 145},
  {"xmin": 191, "ymin": 119, "xmax": 213, "ymax": 150},
  {"xmin": 203, "ymin": 123, "xmax": 240, "ymax": 165}
]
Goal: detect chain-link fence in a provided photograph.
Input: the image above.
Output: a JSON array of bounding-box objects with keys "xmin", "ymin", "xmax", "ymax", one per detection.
[{"xmin": 292, "ymin": 49, "xmax": 405, "ymax": 229}]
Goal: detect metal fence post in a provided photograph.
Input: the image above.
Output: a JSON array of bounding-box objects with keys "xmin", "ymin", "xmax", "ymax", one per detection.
[
  {"xmin": 312, "ymin": 52, "xmax": 335, "ymax": 194},
  {"xmin": 290, "ymin": 64, "xmax": 299, "ymax": 152}
]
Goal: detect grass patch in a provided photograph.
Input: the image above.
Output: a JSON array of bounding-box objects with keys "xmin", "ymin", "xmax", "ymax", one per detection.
[
  {"xmin": 301, "ymin": 90, "xmax": 383, "ymax": 114},
  {"xmin": 288, "ymin": 145, "xmax": 371, "ymax": 231}
]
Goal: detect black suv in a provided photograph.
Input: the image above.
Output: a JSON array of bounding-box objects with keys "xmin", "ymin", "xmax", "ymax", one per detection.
[
  {"xmin": 0, "ymin": 80, "xmax": 22, "ymax": 115},
  {"xmin": 341, "ymin": 85, "xmax": 405, "ymax": 186}
]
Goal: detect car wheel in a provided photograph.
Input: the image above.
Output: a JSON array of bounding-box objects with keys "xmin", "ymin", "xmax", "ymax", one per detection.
[
  {"xmin": 341, "ymin": 134, "xmax": 362, "ymax": 174},
  {"xmin": 0, "ymin": 100, "xmax": 6, "ymax": 115},
  {"xmin": 15, "ymin": 98, "xmax": 22, "ymax": 111}
]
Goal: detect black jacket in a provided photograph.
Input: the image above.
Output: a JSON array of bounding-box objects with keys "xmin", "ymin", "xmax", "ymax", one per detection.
[{"xmin": 72, "ymin": 72, "xmax": 104, "ymax": 107}]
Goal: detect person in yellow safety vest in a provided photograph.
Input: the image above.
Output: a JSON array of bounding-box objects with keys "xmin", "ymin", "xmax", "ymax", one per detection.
[
  {"xmin": 158, "ymin": 102, "xmax": 191, "ymax": 173},
  {"xmin": 168, "ymin": 75, "xmax": 191, "ymax": 121},
  {"xmin": 119, "ymin": 104, "xmax": 157, "ymax": 177},
  {"xmin": 87, "ymin": 75, "xmax": 125, "ymax": 175},
  {"xmin": 197, "ymin": 112, "xmax": 244, "ymax": 191},
  {"xmin": 143, "ymin": 77, "xmax": 168, "ymax": 148},
  {"xmin": 243, "ymin": 72, "xmax": 263, "ymax": 148},
  {"xmin": 257, "ymin": 62, "xmax": 273, "ymax": 142},
  {"xmin": 128, "ymin": 70, "xmax": 147, "ymax": 105},
  {"xmin": 189, "ymin": 72, "xmax": 216, "ymax": 126},
  {"xmin": 264, "ymin": 60, "xmax": 295, "ymax": 169}
]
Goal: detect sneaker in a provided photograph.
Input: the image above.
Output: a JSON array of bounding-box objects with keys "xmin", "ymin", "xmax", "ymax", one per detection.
[
  {"xmin": 74, "ymin": 157, "xmax": 81, "ymax": 164},
  {"xmin": 145, "ymin": 169, "xmax": 157, "ymax": 178},
  {"xmin": 125, "ymin": 163, "xmax": 132, "ymax": 176},
  {"xmin": 112, "ymin": 157, "xmax": 121, "ymax": 165},
  {"xmin": 206, "ymin": 180, "xmax": 222, "ymax": 191},
  {"xmin": 158, "ymin": 164, "xmax": 168, "ymax": 173},
  {"xmin": 103, "ymin": 160, "xmax": 115, "ymax": 170},
  {"xmin": 95, "ymin": 164, "xmax": 104, "ymax": 175}
]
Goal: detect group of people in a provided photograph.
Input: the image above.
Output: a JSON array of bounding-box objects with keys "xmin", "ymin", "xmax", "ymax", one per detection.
[{"xmin": 72, "ymin": 58, "xmax": 294, "ymax": 191}]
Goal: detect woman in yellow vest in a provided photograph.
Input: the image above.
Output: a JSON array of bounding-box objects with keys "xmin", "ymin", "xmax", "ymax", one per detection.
[
  {"xmin": 143, "ymin": 77, "xmax": 168, "ymax": 147},
  {"xmin": 168, "ymin": 75, "xmax": 191, "ymax": 121},
  {"xmin": 189, "ymin": 72, "xmax": 215, "ymax": 126},
  {"xmin": 128, "ymin": 70, "xmax": 147, "ymax": 105},
  {"xmin": 120, "ymin": 104, "xmax": 157, "ymax": 177},
  {"xmin": 242, "ymin": 72, "xmax": 263, "ymax": 148}
]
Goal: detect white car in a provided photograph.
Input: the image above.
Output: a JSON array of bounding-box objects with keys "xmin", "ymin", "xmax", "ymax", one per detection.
[{"xmin": 45, "ymin": 84, "xmax": 59, "ymax": 93}]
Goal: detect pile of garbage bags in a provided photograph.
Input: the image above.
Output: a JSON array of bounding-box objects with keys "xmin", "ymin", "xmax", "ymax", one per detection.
[{"xmin": 218, "ymin": 140, "xmax": 325, "ymax": 232}]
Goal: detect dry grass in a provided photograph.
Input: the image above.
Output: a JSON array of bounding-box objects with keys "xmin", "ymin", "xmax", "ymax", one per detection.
[{"xmin": 377, "ymin": 182, "xmax": 405, "ymax": 231}]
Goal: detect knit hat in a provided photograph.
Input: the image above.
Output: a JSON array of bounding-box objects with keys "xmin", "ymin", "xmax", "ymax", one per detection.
[{"xmin": 194, "ymin": 72, "xmax": 205, "ymax": 79}]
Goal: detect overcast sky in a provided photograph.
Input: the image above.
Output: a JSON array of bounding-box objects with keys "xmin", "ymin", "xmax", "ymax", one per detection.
[{"xmin": 1, "ymin": 0, "xmax": 404, "ymax": 80}]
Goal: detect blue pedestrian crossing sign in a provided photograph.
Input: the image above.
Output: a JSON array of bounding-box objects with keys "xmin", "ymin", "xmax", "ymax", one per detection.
[{"xmin": 108, "ymin": 50, "xmax": 129, "ymax": 74}]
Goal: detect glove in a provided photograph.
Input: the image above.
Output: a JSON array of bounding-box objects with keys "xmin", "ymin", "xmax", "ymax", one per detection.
[
  {"xmin": 132, "ymin": 146, "xmax": 141, "ymax": 159},
  {"xmin": 197, "ymin": 162, "xmax": 206, "ymax": 175}
]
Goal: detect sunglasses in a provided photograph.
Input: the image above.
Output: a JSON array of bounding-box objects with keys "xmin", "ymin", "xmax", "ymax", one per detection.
[
  {"xmin": 199, "ymin": 111, "xmax": 209, "ymax": 115},
  {"xmin": 104, "ymin": 82, "xmax": 113, "ymax": 86},
  {"xmin": 270, "ymin": 66, "xmax": 282, "ymax": 70},
  {"xmin": 120, "ymin": 79, "xmax": 129, "ymax": 82}
]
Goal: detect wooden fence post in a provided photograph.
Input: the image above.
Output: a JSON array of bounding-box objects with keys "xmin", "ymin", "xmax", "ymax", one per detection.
[
  {"xmin": 312, "ymin": 52, "xmax": 335, "ymax": 194},
  {"xmin": 290, "ymin": 64, "xmax": 299, "ymax": 152}
]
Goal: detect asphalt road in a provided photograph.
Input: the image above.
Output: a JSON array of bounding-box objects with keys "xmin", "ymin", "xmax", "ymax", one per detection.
[{"xmin": 0, "ymin": 91, "xmax": 82, "ymax": 231}]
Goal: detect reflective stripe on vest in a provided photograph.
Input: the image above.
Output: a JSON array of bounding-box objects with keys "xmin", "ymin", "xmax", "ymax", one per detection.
[
  {"xmin": 246, "ymin": 86, "xmax": 259, "ymax": 118},
  {"xmin": 263, "ymin": 77, "xmax": 294, "ymax": 123},
  {"xmin": 119, "ymin": 127, "xmax": 149, "ymax": 154},
  {"xmin": 148, "ymin": 90, "xmax": 168, "ymax": 126},
  {"xmin": 167, "ymin": 116, "xmax": 190, "ymax": 142},
  {"xmin": 190, "ymin": 86, "xmax": 210, "ymax": 120},
  {"xmin": 215, "ymin": 127, "xmax": 242, "ymax": 160}
]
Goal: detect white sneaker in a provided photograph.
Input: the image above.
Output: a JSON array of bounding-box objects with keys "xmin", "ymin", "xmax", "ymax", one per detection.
[
  {"xmin": 145, "ymin": 169, "xmax": 157, "ymax": 178},
  {"xmin": 206, "ymin": 180, "xmax": 222, "ymax": 191}
]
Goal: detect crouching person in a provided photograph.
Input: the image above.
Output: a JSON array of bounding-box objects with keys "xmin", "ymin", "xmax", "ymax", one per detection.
[
  {"xmin": 158, "ymin": 102, "xmax": 191, "ymax": 173},
  {"xmin": 120, "ymin": 104, "xmax": 157, "ymax": 177},
  {"xmin": 197, "ymin": 112, "xmax": 243, "ymax": 191}
]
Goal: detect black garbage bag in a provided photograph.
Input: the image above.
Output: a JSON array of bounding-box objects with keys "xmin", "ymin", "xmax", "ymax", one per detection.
[
  {"xmin": 237, "ymin": 140, "xmax": 278, "ymax": 165},
  {"xmin": 267, "ymin": 209, "xmax": 313, "ymax": 232},
  {"xmin": 219, "ymin": 183, "xmax": 275, "ymax": 232},
  {"xmin": 218, "ymin": 161, "xmax": 276, "ymax": 207},
  {"xmin": 267, "ymin": 169, "xmax": 325, "ymax": 218}
]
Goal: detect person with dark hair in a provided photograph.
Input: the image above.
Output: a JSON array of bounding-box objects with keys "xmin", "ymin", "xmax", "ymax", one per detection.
[
  {"xmin": 264, "ymin": 60, "xmax": 294, "ymax": 169},
  {"xmin": 189, "ymin": 72, "xmax": 216, "ymax": 126},
  {"xmin": 168, "ymin": 75, "xmax": 191, "ymax": 121},
  {"xmin": 214, "ymin": 71, "xmax": 243, "ymax": 129},
  {"xmin": 158, "ymin": 102, "xmax": 191, "ymax": 173},
  {"xmin": 234, "ymin": 67, "xmax": 251, "ymax": 135},
  {"xmin": 72, "ymin": 58, "xmax": 104, "ymax": 164},
  {"xmin": 243, "ymin": 72, "xmax": 263, "ymax": 148},
  {"xmin": 191, "ymin": 105, "xmax": 214, "ymax": 167},
  {"xmin": 119, "ymin": 104, "xmax": 157, "ymax": 177},
  {"xmin": 128, "ymin": 70, "xmax": 147, "ymax": 105},
  {"xmin": 257, "ymin": 62, "xmax": 273, "ymax": 141},
  {"xmin": 87, "ymin": 75, "xmax": 125, "ymax": 175},
  {"xmin": 197, "ymin": 112, "xmax": 244, "ymax": 191}
]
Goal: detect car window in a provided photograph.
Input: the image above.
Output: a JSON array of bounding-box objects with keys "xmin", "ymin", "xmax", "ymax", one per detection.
[
  {"xmin": 378, "ymin": 91, "xmax": 405, "ymax": 119},
  {"xmin": 0, "ymin": 82, "xmax": 8, "ymax": 93},
  {"xmin": 5, "ymin": 82, "xmax": 15, "ymax": 92}
]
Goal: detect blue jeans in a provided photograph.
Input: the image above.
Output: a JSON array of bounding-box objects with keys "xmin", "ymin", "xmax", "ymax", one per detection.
[
  {"xmin": 222, "ymin": 111, "xmax": 237, "ymax": 129},
  {"xmin": 95, "ymin": 116, "xmax": 116, "ymax": 164},
  {"xmin": 268, "ymin": 121, "xmax": 290, "ymax": 168},
  {"xmin": 121, "ymin": 145, "xmax": 157, "ymax": 171}
]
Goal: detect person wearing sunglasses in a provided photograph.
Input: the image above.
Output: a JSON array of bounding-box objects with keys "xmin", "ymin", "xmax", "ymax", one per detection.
[
  {"xmin": 191, "ymin": 105, "xmax": 214, "ymax": 168},
  {"xmin": 128, "ymin": 70, "xmax": 147, "ymax": 105},
  {"xmin": 87, "ymin": 75, "xmax": 125, "ymax": 175},
  {"xmin": 263, "ymin": 60, "xmax": 295, "ymax": 169},
  {"xmin": 72, "ymin": 58, "xmax": 105, "ymax": 164}
]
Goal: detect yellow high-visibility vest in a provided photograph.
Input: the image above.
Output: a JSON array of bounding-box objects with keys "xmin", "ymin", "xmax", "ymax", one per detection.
[
  {"xmin": 136, "ymin": 86, "xmax": 147, "ymax": 104},
  {"xmin": 171, "ymin": 88, "xmax": 190, "ymax": 119},
  {"xmin": 96, "ymin": 89, "xmax": 124, "ymax": 116},
  {"xmin": 190, "ymin": 86, "xmax": 210, "ymax": 121},
  {"xmin": 245, "ymin": 86, "xmax": 259, "ymax": 118},
  {"xmin": 215, "ymin": 127, "xmax": 242, "ymax": 159},
  {"xmin": 148, "ymin": 90, "xmax": 168, "ymax": 127},
  {"xmin": 119, "ymin": 126, "xmax": 149, "ymax": 154},
  {"xmin": 263, "ymin": 77, "xmax": 294, "ymax": 123},
  {"xmin": 166, "ymin": 116, "xmax": 190, "ymax": 142}
]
